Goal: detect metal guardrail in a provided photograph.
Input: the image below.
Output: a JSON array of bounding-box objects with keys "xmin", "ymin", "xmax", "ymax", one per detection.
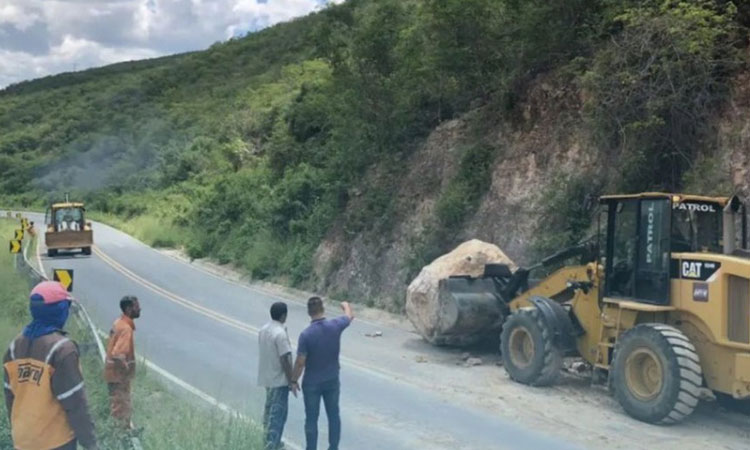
[
  {"xmin": 11, "ymin": 224, "xmax": 142, "ymax": 450},
  {"xmin": 17, "ymin": 236, "xmax": 45, "ymax": 286},
  {"xmin": 16, "ymin": 237, "xmax": 107, "ymax": 362}
]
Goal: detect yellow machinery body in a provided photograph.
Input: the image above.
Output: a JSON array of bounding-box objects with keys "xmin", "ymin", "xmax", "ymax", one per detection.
[
  {"xmin": 470, "ymin": 192, "xmax": 750, "ymax": 424},
  {"xmin": 44, "ymin": 202, "xmax": 93, "ymax": 255},
  {"xmin": 512, "ymin": 254, "xmax": 750, "ymax": 399}
]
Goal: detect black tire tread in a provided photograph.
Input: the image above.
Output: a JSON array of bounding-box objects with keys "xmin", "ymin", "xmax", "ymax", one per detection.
[
  {"xmin": 613, "ymin": 324, "xmax": 702, "ymax": 425},
  {"xmin": 501, "ymin": 307, "xmax": 563, "ymax": 387},
  {"xmin": 531, "ymin": 308, "xmax": 562, "ymax": 386}
]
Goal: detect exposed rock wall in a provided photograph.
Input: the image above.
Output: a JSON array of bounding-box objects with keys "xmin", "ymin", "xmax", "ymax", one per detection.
[{"xmin": 314, "ymin": 71, "xmax": 750, "ymax": 311}]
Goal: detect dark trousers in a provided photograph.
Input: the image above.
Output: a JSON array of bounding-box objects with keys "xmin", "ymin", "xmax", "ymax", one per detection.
[
  {"xmin": 263, "ymin": 386, "xmax": 290, "ymax": 450},
  {"xmin": 303, "ymin": 378, "xmax": 341, "ymax": 450},
  {"xmin": 108, "ymin": 381, "xmax": 132, "ymax": 428}
]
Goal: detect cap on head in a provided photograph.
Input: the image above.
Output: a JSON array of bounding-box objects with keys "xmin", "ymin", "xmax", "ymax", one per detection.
[{"xmin": 30, "ymin": 281, "xmax": 71, "ymax": 305}]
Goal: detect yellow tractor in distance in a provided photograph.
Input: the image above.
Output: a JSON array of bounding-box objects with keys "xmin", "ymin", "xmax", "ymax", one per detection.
[
  {"xmin": 445, "ymin": 193, "xmax": 750, "ymax": 424},
  {"xmin": 45, "ymin": 200, "xmax": 93, "ymax": 257}
]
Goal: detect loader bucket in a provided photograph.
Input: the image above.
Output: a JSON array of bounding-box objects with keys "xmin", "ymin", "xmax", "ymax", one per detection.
[
  {"xmin": 433, "ymin": 277, "xmax": 507, "ymax": 346},
  {"xmin": 45, "ymin": 230, "xmax": 93, "ymax": 250}
]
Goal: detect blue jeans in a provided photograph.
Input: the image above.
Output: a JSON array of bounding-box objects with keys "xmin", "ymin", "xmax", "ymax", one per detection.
[
  {"xmin": 263, "ymin": 386, "xmax": 289, "ymax": 450},
  {"xmin": 303, "ymin": 378, "xmax": 341, "ymax": 450}
]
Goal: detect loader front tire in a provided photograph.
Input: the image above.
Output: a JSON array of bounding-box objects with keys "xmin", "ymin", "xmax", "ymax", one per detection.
[
  {"xmin": 500, "ymin": 307, "xmax": 562, "ymax": 386},
  {"xmin": 82, "ymin": 247, "xmax": 92, "ymax": 255},
  {"xmin": 612, "ymin": 324, "xmax": 702, "ymax": 424}
]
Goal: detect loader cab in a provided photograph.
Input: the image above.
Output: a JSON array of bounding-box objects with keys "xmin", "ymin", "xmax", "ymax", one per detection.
[
  {"xmin": 602, "ymin": 194, "xmax": 673, "ymax": 304},
  {"xmin": 46, "ymin": 202, "xmax": 86, "ymax": 232},
  {"xmin": 600, "ymin": 193, "xmax": 748, "ymax": 305}
]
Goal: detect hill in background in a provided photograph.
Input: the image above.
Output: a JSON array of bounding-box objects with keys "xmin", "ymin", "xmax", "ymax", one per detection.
[{"xmin": 2, "ymin": 0, "xmax": 749, "ymax": 310}]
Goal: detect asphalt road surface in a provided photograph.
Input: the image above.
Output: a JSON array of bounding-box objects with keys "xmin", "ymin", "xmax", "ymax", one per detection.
[{"xmin": 16, "ymin": 212, "xmax": 577, "ymax": 450}]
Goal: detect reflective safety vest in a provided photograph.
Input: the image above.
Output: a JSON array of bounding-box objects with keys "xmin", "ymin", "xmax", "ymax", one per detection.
[{"xmin": 4, "ymin": 336, "xmax": 77, "ymax": 450}]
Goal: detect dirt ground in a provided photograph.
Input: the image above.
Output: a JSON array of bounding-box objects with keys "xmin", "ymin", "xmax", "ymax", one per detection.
[
  {"xmin": 162, "ymin": 248, "xmax": 750, "ymax": 449},
  {"xmin": 413, "ymin": 346, "xmax": 750, "ymax": 450}
]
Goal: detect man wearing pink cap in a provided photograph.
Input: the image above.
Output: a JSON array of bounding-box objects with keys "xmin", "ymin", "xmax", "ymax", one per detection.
[{"xmin": 3, "ymin": 281, "xmax": 98, "ymax": 449}]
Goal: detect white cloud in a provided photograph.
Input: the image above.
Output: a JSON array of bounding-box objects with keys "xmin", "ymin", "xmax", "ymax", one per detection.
[
  {"xmin": 0, "ymin": 3, "xmax": 42, "ymax": 31},
  {"xmin": 233, "ymin": 0, "xmax": 321, "ymax": 31},
  {"xmin": 0, "ymin": 0, "xmax": 343, "ymax": 89},
  {"xmin": 0, "ymin": 35, "xmax": 159, "ymax": 89}
]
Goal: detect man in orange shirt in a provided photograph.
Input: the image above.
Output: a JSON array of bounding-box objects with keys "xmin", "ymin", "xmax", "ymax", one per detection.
[{"xmin": 104, "ymin": 295, "xmax": 141, "ymax": 429}]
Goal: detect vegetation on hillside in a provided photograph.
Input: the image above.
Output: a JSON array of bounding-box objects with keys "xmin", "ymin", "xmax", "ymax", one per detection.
[{"xmin": 0, "ymin": 0, "xmax": 747, "ymax": 301}]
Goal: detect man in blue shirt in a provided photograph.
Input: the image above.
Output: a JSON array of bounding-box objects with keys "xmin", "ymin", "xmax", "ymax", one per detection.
[{"xmin": 292, "ymin": 297, "xmax": 354, "ymax": 450}]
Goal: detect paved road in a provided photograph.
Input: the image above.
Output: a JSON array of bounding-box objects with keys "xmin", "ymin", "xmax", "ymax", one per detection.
[{"xmin": 16, "ymin": 212, "xmax": 576, "ymax": 450}]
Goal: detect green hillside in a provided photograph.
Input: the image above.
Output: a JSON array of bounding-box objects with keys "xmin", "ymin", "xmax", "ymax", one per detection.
[{"xmin": 1, "ymin": 0, "xmax": 747, "ymax": 302}]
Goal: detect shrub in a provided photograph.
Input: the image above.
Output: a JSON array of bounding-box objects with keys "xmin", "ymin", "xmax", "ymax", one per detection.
[
  {"xmin": 531, "ymin": 173, "xmax": 603, "ymax": 259},
  {"xmin": 584, "ymin": 0, "xmax": 741, "ymax": 191}
]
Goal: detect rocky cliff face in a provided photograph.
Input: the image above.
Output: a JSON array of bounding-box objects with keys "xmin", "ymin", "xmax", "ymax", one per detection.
[
  {"xmin": 722, "ymin": 73, "xmax": 750, "ymax": 199},
  {"xmin": 313, "ymin": 117, "xmax": 470, "ymax": 311},
  {"xmin": 313, "ymin": 72, "xmax": 750, "ymax": 311}
]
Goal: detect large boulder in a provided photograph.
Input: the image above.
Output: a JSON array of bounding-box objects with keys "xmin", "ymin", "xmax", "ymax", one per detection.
[{"xmin": 406, "ymin": 239, "xmax": 517, "ymax": 346}]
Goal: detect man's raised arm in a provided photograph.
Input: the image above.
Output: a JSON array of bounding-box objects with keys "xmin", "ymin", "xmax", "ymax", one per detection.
[{"xmin": 341, "ymin": 301, "xmax": 354, "ymax": 321}]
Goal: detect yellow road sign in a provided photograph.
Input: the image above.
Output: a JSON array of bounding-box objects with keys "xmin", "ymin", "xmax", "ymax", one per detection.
[
  {"xmin": 9, "ymin": 240, "xmax": 21, "ymax": 254},
  {"xmin": 14, "ymin": 229, "xmax": 24, "ymax": 240},
  {"xmin": 20, "ymin": 218, "xmax": 28, "ymax": 228},
  {"xmin": 53, "ymin": 269, "xmax": 74, "ymax": 292}
]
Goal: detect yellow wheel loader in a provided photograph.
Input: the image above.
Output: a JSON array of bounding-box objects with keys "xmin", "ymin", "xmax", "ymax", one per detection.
[
  {"xmin": 444, "ymin": 193, "xmax": 750, "ymax": 424},
  {"xmin": 45, "ymin": 201, "xmax": 93, "ymax": 257}
]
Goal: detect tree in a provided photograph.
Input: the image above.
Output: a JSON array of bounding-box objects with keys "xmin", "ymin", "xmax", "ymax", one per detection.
[{"xmin": 584, "ymin": 0, "xmax": 741, "ymax": 190}]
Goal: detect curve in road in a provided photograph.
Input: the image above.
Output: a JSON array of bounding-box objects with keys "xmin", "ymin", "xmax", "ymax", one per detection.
[{"xmin": 13, "ymin": 211, "xmax": 576, "ymax": 450}]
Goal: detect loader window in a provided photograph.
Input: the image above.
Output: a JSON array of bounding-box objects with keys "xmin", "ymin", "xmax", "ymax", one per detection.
[
  {"xmin": 634, "ymin": 199, "xmax": 671, "ymax": 303},
  {"xmin": 671, "ymin": 202, "xmax": 722, "ymax": 253},
  {"xmin": 605, "ymin": 197, "xmax": 672, "ymax": 304},
  {"xmin": 607, "ymin": 200, "xmax": 638, "ymax": 298},
  {"xmin": 54, "ymin": 208, "xmax": 84, "ymax": 231}
]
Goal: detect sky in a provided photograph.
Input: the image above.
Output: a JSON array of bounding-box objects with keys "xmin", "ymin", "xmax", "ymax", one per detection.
[{"xmin": 0, "ymin": 0, "xmax": 342, "ymax": 89}]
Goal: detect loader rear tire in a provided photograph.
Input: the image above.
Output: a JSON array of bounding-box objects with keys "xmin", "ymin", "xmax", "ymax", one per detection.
[
  {"xmin": 47, "ymin": 249, "xmax": 57, "ymax": 257},
  {"xmin": 82, "ymin": 247, "xmax": 92, "ymax": 255},
  {"xmin": 612, "ymin": 324, "xmax": 702, "ymax": 424},
  {"xmin": 500, "ymin": 307, "xmax": 562, "ymax": 386}
]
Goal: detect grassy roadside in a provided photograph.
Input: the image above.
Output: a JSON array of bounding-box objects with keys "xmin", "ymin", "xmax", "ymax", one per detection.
[
  {"xmin": 87, "ymin": 211, "xmax": 192, "ymax": 250},
  {"xmin": 0, "ymin": 219, "xmax": 264, "ymax": 449}
]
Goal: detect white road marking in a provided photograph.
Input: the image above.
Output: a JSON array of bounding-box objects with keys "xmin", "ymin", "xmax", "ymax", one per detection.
[
  {"xmin": 17, "ymin": 222, "xmax": 303, "ymax": 450},
  {"xmin": 92, "ymin": 244, "xmax": 416, "ymax": 387},
  {"xmin": 93, "ymin": 327, "xmax": 304, "ymax": 450}
]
